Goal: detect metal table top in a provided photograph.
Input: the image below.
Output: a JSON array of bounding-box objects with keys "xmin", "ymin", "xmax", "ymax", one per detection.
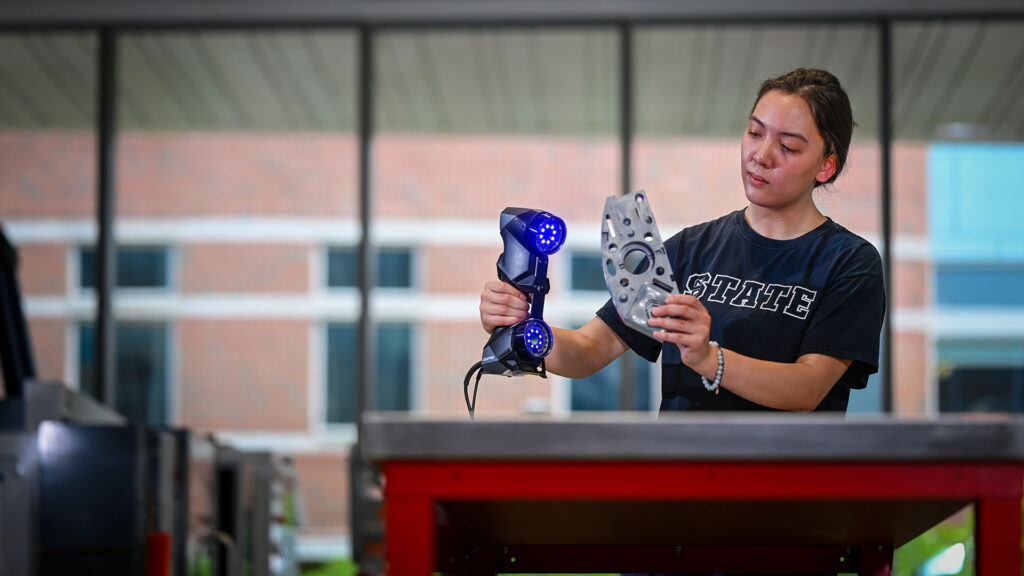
[{"xmin": 361, "ymin": 412, "xmax": 1024, "ymax": 462}]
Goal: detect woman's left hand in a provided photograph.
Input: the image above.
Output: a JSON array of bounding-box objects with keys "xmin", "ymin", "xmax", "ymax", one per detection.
[{"xmin": 648, "ymin": 294, "xmax": 716, "ymax": 376}]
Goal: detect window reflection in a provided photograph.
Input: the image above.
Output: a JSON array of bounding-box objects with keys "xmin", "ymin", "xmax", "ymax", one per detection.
[{"xmin": 894, "ymin": 21, "xmax": 1024, "ymax": 415}]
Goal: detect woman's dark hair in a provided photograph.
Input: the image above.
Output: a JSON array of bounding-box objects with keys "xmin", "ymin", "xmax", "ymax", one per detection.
[{"xmin": 752, "ymin": 68, "xmax": 854, "ymax": 187}]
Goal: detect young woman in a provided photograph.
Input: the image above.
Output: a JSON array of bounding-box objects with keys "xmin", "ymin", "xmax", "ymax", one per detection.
[{"xmin": 479, "ymin": 68, "xmax": 885, "ymax": 413}]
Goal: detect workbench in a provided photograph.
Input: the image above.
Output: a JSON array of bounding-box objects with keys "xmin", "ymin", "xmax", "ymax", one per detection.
[{"xmin": 361, "ymin": 413, "xmax": 1024, "ymax": 574}]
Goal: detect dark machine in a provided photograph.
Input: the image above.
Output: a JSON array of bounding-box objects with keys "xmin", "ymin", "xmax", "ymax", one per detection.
[
  {"xmin": 2, "ymin": 224, "xmax": 285, "ymax": 576},
  {"xmin": 216, "ymin": 448, "xmax": 299, "ymax": 576}
]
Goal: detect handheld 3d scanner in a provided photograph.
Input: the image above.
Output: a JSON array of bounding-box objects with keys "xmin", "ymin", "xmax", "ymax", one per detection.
[{"xmin": 480, "ymin": 207, "xmax": 566, "ymax": 377}]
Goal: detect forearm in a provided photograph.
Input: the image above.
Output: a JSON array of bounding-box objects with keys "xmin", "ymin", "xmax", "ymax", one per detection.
[
  {"xmin": 691, "ymin": 347, "xmax": 847, "ymax": 412},
  {"xmin": 544, "ymin": 320, "xmax": 627, "ymax": 379}
]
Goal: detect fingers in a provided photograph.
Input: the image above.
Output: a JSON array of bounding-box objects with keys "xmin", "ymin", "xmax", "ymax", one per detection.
[
  {"xmin": 650, "ymin": 293, "xmax": 705, "ymax": 317},
  {"xmin": 479, "ymin": 281, "xmax": 529, "ymax": 333},
  {"xmin": 649, "ymin": 297, "xmax": 710, "ymax": 327},
  {"xmin": 482, "ymin": 281, "xmax": 529, "ymax": 313},
  {"xmin": 484, "ymin": 280, "xmax": 528, "ymax": 302},
  {"xmin": 647, "ymin": 293, "xmax": 710, "ymax": 346}
]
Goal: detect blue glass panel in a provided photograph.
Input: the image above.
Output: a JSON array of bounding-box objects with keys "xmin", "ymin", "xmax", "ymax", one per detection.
[
  {"xmin": 78, "ymin": 322, "xmax": 168, "ymax": 425},
  {"xmin": 327, "ymin": 247, "xmax": 412, "ymax": 288},
  {"xmin": 571, "ymin": 252, "xmax": 606, "ymax": 292},
  {"xmin": 326, "ymin": 249, "xmax": 358, "ymax": 288},
  {"xmin": 571, "ymin": 355, "xmax": 651, "ymax": 411},
  {"xmin": 325, "ymin": 324, "xmax": 358, "ymax": 423},
  {"xmin": 80, "ymin": 247, "xmax": 168, "ymax": 289},
  {"xmin": 326, "ymin": 323, "xmax": 412, "ymax": 423},
  {"xmin": 929, "ymin": 144, "xmax": 1024, "ymax": 263},
  {"xmin": 378, "ymin": 250, "xmax": 412, "ymax": 288},
  {"xmin": 936, "ymin": 265, "xmax": 1024, "ymax": 307}
]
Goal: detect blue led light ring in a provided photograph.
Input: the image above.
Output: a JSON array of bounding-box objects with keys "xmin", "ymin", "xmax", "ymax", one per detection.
[
  {"xmin": 517, "ymin": 319, "xmax": 552, "ymax": 358},
  {"xmin": 527, "ymin": 213, "xmax": 566, "ymax": 256}
]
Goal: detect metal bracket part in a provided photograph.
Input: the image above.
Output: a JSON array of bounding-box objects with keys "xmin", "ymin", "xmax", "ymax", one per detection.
[{"xmin": 601, "ymin": 189, "xmax": 678, "ymax": 336}]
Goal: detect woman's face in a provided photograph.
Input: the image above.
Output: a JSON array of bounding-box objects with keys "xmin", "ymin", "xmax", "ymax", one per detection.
[{"xmin": 741, "ymin": 89, "xmax": 837, "ymax": 211}]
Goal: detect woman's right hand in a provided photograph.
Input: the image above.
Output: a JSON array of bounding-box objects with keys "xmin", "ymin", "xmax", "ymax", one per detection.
[{"xmin": 479, "ymin": 281, "xmax": 529, "ymax": 334}]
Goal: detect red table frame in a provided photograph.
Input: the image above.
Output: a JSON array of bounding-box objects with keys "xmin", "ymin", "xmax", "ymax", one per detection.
[{"xmin": 382, "ymin": 460, "xmax": 1024, "ymax": 575}]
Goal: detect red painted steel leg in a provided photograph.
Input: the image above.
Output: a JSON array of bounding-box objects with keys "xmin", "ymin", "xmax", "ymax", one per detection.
[
  {"xmin": 976, "ymin": 498, "xmax": 1022, "ymax": 575},
  {"xmin": 860, "ymin": 545, "xmax": 892, "ymax": 576},
  {"xmin": 386, "ymin": 496, "xmax": 435, "ymax": 576}
]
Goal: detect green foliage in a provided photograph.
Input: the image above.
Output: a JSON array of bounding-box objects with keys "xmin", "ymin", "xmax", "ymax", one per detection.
[
  {"xmin": 302, "ymin": 558, "xmax": 360, "ymax": 576},
  {"xmin": 894, "ymin": 507, "xmax": 974, "ymax": 576},
  {"xmin": 188, "ymin": 555, "xmax": 212, "ymax": 576}
]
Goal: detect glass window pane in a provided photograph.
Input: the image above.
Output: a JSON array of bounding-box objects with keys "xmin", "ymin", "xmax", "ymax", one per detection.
[
  {"xmin": 894, "ymin": 20, "xmax": 1024, "ymax": 415},
  {"xmin": 376, "ymin": 325, "xmax": 411, "ymax": 410},
  {"xmin": 79, "ymin": 322, "xmax": 168, "ymax": 425},
  {"xmin": 325, "ymin": 324, "xmax": 358, "ymax": 424},
  {"xmin": 326, "ymin": 323, "xmax": 411, "ymax": 423},
  {"xmin": 938, "ymin": 339, "xmax": 1024, "ymax": 413},
  {"xmin": 80, "ymin": 246, "xmax": 169, "ymax": 289},
  {"xmin": 936, "ymin": 264, "xmax": 1024, "ymax": 307},
  {"xmin": 327, "ymin": 247, "xmax": 358, "ymax": 288},
  {"xmin": 1, "ymin": 32, "xmax": 97, "ymax": 385},
  {"xmin": 376, "ymin": 28, "xmax": 619, "ymax": 416},
  {"xmin": 379, "ymin": 249, "xmax": 412, "ymax": 288},
  {"xmin": 571, "ymin": 354, "xmax": 652, "ymax": 411},
  {"xmin": 570, "ymin": 252, "xmax": 606, "ymax": 292},
  {"xmin": 326, "ymin": 246, "xmax": 413, "ymax": 288},
  {"xmin": 115, "ymin": 30, "xmax": 360, "ymax": 540},
  {"xmin": 940, "ymin": 367, "xmax": 1024, "ymax": 412}
]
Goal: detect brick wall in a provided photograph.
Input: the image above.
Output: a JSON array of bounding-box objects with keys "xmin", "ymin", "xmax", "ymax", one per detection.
[
  {"xmin": 894, "ymin": 332, "xmax": 928, "ymax": 414},
  {"xmin": 118, "ymin": 133, "xmax": 359, "ymax": 217},
  {"xmin": 180, "ymin": 244, "xmax": 311, "ymax": 293},
  {"xmin": 0, "ymin": 132, "xmax": 96, "ymax": 218},
  {"xmin": 376, "ymin": 135, "xmax": 619, "ymax": 220},
  {"xmin": 18, "ymin": 243, "xmax": 67, "ymax": 294},
  {"xmin": 290, "ymin": 454, "xmax": 351, "ymax": 536},
  {"xmin": 179, "ymin": 320, "xmax": 309, "ymax": 431},
  {"xmin": 26, "ymin": 318, "xmax": 67, "ymax": 384}
]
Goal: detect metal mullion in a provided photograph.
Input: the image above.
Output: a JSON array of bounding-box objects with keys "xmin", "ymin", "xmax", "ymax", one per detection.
[
  {"xmin": 879, "ymin": 19, "xmax": 894, "ymax": 414},
  {"xmin": 95, "ymin": 27, "xmax": 117, "ymax": 407},
  {"xmin": 356, "ymin": 25, "xmax": 376, "ymax": 425},
  {"xmin": 618, "ymin": 21, "xmax": 636, "ymax": 411}
]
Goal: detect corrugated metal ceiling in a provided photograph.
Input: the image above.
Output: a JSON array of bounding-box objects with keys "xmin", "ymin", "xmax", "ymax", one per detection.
[{"xmin": 1, "ymin": 21, "xmax": 1022, "ymax": 140}]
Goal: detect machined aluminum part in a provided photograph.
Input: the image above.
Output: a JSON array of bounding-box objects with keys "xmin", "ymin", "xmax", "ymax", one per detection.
[{"xmin": 601, "ymin": 190, "xmax": 678, "ymax": 336}]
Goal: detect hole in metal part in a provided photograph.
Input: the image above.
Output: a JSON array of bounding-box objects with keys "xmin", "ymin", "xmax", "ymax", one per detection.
[
  {"xmin": 605, "ymin": 215, "xmax": 616, "ymax": 238},
  {"xmin": 644, "ymin": 232, "xmax": 654, "ymax": 242},
  {"xmin": 620, "ymin": 278, "xmax": 629, "ymax": 287},
  {"xmin": 623, "ymin": 217, "xmax": 632, "ymax": 226},
  {"xmin": 609, "ymin": 244, "xmax": 618, "ymax": 254},
  {"xmin": 656, "ymin": 266, "xmax": 665, "ymax": 275},
  {"xmin": 605, "ymin": 259, "xmax": 616, "ymax": 276},
  {"xmin": 635, "ymin": 193, "xmax": 645, "ymax": 203},
  {"xmin": 653, "ymin": 278, "xmax": 675, "ymax": 292},
  {"xmin": 622, "ymin": 244, "xmax": 654, "ymax": 275}
]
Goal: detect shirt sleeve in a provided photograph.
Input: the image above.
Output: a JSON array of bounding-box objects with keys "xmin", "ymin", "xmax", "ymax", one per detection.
[
  {"xmin": 596, "ymin": 298, "xmax": 662, "ymax": 363},
  {"xmin": 798, "ymin": 244, "xmax": 886, "ymax": 388}
]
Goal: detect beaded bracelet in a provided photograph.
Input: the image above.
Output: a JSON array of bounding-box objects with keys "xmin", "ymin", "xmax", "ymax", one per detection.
[{"xmin": 701, "ymin": 341, "xmax": 724, "ymax": 395}]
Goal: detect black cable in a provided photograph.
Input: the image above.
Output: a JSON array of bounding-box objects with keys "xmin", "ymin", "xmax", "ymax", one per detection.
[{"xmin": 463, "ymin": 361, "xmax": 483, "ymax": 420}]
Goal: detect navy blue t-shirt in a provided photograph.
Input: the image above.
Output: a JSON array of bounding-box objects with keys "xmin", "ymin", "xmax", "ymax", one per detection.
[{"xmin": 597, "ymin": 209, "xmax": 885, "ymax": 413}]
